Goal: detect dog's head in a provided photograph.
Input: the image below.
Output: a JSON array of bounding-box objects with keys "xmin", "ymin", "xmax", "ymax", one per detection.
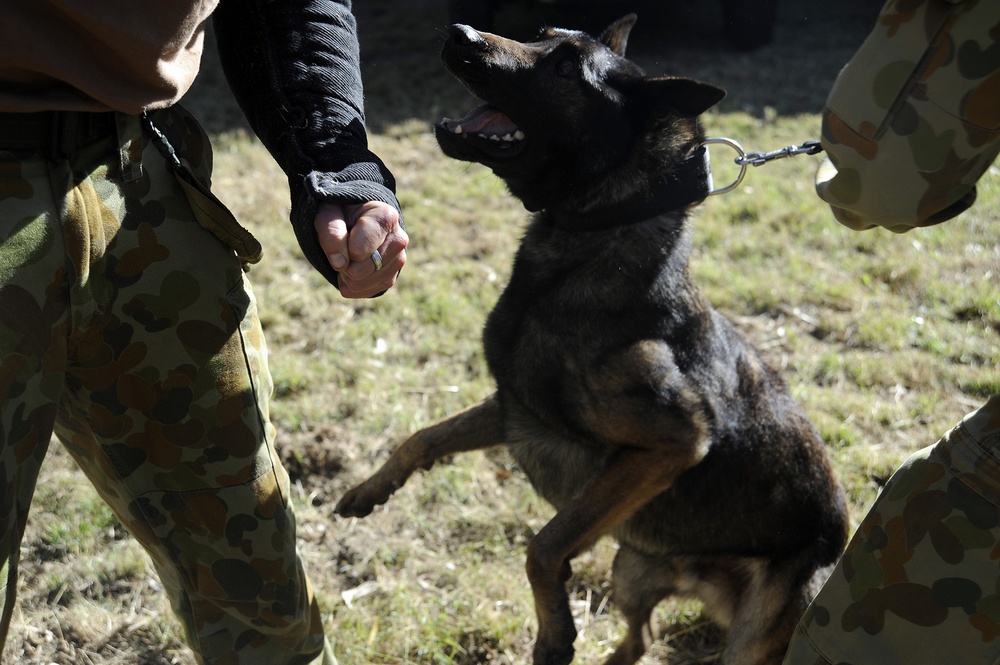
[{"xmin": 435, "ymin": 15, "xmax": 726, "ymax": 214}]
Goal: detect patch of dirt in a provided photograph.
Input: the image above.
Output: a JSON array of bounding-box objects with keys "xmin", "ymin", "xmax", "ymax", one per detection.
[{"xmin": 278, "ymin": 426, "xmax": 351, "ymax": 485}]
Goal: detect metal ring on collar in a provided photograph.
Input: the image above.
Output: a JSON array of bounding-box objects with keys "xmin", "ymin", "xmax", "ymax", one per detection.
[{"xmin": 700, "ymin": 137, "xmax": 748, "ymax": 196}]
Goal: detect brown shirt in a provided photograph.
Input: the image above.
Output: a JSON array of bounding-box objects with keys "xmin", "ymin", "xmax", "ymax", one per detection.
[{"xmin": 0, "ymin": 0, "xmax": 218, "ymax": 113}]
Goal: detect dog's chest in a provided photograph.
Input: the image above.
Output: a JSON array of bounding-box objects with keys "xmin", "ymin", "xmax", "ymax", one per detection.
[
  {"xmin": 482, "ymin": 225, "xmax": 696, "ymax": 437},
  {"xmin": 483, "ymin": 291, "xmax": 578, "ymax": 431},
  {"xmin": 483, "ymin": 260, "xmax": 607, "ymax": 412}
]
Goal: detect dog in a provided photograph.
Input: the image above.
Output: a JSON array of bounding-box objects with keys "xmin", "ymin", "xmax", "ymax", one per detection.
[{"xmin": 336, "ymin": 15, "xmax": 849, "ymax": 665}]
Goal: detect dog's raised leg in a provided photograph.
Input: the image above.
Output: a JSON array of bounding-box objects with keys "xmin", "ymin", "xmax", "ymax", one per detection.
[
  {"xmin": 527, "ymin": 445, "xmax": 701, "ymax": 665},
  {"xmin": 335, "ymin": 394, "xmax": 505, "ymax": 517}
]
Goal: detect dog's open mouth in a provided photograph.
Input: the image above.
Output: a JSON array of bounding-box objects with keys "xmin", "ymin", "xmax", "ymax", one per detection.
[{"xmin": 438, "ymin": 103, "xmax": 526, "ymax": 157}]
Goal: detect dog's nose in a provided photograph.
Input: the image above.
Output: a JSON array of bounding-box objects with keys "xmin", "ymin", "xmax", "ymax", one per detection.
[{"xmin": 448, "ymin": 24, "xmax": 485, "ymax": 47}]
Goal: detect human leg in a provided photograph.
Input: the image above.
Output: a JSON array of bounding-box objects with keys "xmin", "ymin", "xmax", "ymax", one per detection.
[
  {"xmin": 2, "ymin": 108, "xmax": 332, "ymax": 664},
  {"xmin": 0, "ymin": 128, "xmax": 72, "ymax": 650},
  {"xmin": 783, "ymin": 394, "xmax": 1000, "ymax": 665}
]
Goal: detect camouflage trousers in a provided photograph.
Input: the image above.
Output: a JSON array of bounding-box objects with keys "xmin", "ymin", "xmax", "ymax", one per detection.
[
  {"xmin": 0, "ymin": 107, "xmax": 334, "ymax": 664},
  {"xmin": 784, "ymin": 393, "xmax": 1000, "ymax": 665}
]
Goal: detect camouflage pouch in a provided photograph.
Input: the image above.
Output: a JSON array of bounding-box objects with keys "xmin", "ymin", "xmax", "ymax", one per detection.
[
  {"xmin": 816, "ymin": 0, "xmax": 1000, "ymax": 232},
  {"xmin": 141, "ymin": 111, "xmax": 263, "ymax": 270}
]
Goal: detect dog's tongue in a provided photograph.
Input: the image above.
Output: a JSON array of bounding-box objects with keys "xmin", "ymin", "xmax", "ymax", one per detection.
[{"xmin": 443, "ymin": 104, "xmax": 519, "ymax": 136}]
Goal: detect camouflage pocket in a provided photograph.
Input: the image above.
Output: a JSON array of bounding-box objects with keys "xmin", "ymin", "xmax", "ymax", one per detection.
[
  {"xmin": 816, "ymin": 0, "xmax": 1000, "ymax": 232},
  {"xmin": 143, "ymin": 108, "xmax": 263, "ymax": 270},
  {"xmin": 174, "ymin": 166, "xmax": 263, "ymax": 270}
]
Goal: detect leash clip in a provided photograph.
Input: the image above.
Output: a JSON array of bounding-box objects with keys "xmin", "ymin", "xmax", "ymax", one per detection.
[
  {"xmin": 738, "ymin": 139, "xmax": 824, "ymax": 167},
  {"xmin": 700, "ymin": 137, "xmax": 824, "ymax": 196}
]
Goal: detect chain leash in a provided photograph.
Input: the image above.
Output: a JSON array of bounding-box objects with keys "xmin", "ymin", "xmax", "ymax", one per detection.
[{"xmin": 700, "ymin": 137, "xmax": 824, "ymax": 196}]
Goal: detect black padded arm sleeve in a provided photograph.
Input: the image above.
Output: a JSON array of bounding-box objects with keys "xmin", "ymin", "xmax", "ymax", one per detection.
[{"xmin": 212, "ymin": 0, "xmax": 402, "ymax": 288}]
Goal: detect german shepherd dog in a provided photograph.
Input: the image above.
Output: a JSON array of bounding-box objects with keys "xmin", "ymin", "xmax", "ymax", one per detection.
[{"xmin": 337, "ymin": 15, "xmax": 848, "ymax": 665}]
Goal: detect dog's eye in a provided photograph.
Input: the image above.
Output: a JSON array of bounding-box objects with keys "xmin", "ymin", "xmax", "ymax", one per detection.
[{"xmin": 556, "ymin": 58, "xmax": 577, "ymax": 77}]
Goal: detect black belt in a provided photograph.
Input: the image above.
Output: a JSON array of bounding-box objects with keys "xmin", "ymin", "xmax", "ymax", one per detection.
[{"xmin": 0, "ymin": 111, "xmax": 117, "ymax": 158}]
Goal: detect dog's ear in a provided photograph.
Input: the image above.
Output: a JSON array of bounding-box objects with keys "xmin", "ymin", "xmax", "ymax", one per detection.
[
  {"xmin": 599, "ymin": 14, "xmax": 637, "ymax": 56},
  {"xmin": 642, "ymin": 76, "xmax": 727, "ymax": 118}
]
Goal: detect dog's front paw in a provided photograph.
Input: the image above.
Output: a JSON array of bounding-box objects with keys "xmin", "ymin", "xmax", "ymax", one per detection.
[
  {"xmin": 533, "ymin": 638, "xmax": 575, "ymax": 665},
  {"xmin": 334, "ymin": 476, "xmax": 400, "ymax": 518},
  {"xmin": 533, "ymin": 620, "xmax": 577, "ymax": 665}
]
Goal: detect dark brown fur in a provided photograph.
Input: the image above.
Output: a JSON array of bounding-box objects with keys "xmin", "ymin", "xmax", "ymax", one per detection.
[{"xmin": 336, "ymin": 15, "xmax": 848, "ymax": 665}]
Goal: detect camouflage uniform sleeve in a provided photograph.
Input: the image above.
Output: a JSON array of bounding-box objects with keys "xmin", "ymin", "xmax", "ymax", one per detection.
[
  {"xmin": 212, "ymin": 0, "xmax": 402, "ymax": 288},
  {"xmin": 816, "ymin": 0, "xmax": 1000, "ymax": 232}
]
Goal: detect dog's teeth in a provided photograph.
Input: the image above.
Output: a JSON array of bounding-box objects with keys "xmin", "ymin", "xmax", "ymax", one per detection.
[
  {"xmin": 453, "ymin": 124, "xmax": 463, "ymax": 134},
  {"xmin": 489, "ymin": 135, "xmax": 501, "ymax": 142},
  {"xmin": 514, "ymin": 130, "xmax": 525, "ymax": 140},
  {"xmin": 502, "ymin": 133, "xmax": 513, "ymax": 142}
]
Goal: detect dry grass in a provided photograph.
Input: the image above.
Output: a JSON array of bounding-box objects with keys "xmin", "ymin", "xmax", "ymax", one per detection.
[{"xmin": 4, "ymin": 0, "xmax": 998, "ymax": 663}]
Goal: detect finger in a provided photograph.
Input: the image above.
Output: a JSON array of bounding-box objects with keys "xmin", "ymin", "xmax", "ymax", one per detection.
[
  {"xmin": 344, "ymin": 233, "xmax": 406, "ymax": 283},
  {"xmin": 314, "ymin": 203, "xmax": 350, "ymax": 271},
  {"xmin": 345, "ymin": 202, "xmax": 399, "ymax": 259},
  {"xmin": 339, "ymin": 247, "xmax": 407, "ymax": 299},
  {"xmin": 343, "ymin": 209, "xmax": 408, "ymax": 281},
  {"xmin": 340, "ymin": 246, "xmax": 406, "ymax": 298}
]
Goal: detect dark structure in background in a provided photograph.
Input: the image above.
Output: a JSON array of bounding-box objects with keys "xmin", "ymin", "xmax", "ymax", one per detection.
[{"xmin": 448, "ymin": 0, "xmax": 779, "ymax": 51}]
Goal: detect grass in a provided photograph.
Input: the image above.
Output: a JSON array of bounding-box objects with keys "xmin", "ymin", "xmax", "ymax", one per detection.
[{"xmin": 4, "ymin": 0, "xmax": 998, "ymax": 663}]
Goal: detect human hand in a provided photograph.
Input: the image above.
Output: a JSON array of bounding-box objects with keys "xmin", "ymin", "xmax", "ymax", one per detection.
[{"xmin": 314, "ymin": 201, "xmax": 408, "ymax": 298}]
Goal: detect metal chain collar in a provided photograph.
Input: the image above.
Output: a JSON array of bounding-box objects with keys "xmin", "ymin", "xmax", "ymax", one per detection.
[{"xmin": 700, "ymin": 137, "xmax": 824, "ymax": 196}]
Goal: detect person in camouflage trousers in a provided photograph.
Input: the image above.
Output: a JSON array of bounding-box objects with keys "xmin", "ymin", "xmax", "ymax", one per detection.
[
  {"xmin": 784, "ymin": 397, "xmax": 1000, "ymax": 664},
  {"xmin": 784, "ymin": 1, "xmax": 1000, "ymax": 663},
  {"xmin": 0, "ymin": 106, "xmax": 335, "ymax": 664},
  {"xmin": 0, "ymin": 1, "xmax": 408, "ymax": 663}
]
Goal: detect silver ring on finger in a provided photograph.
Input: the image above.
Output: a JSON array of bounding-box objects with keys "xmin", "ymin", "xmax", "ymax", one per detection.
[{"xmin": 371, "ymin": 249, "xmax": 383, "ymax": 272}]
